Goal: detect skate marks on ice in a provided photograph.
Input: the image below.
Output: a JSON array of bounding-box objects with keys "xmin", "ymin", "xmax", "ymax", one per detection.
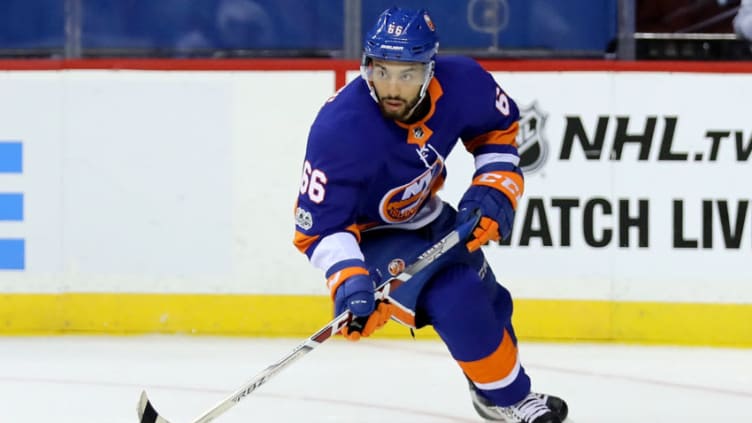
[
  {"xmin": 362, "ymin": 340, "xmax": 752, "ymax": 422},
  {"xmin": 0, "ymin": 337, "xmax": 750, "ymax": 422}
]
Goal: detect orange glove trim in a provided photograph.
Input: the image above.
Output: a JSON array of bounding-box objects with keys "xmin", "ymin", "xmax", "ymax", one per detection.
[
  {"xmin": 341, "ymin": 302, "xmax": 393, "ymax": 341},
  {"xmin": 471, "ymin": 171, "xmax": 524, "ymax": 209},
  {"xmin": 466, "ymin": 216, "xmax": 500, "ymax": 252},
  {"xmin": 327, "ymin": 266, "xmax": 369, "ymax": 300}
]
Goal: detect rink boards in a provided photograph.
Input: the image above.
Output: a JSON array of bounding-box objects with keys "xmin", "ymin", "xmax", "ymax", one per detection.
[{"xmin": 0, "ymin": 59, "xmax": 750, "ymax": 346}]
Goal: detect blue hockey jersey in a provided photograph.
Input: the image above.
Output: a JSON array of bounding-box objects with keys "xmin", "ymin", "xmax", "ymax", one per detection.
[{"xmin": 294, "ymin": 55, "xmax": 522, "ymax": 276}]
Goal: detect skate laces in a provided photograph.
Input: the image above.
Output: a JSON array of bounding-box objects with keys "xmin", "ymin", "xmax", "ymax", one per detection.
[{"xmin": 504, "ymin": 392, "xmax": 550, "ymax": 422}]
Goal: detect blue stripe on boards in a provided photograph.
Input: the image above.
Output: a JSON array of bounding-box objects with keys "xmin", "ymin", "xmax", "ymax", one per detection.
[
  {"xmin": 0, "ymin": 239, "xmax": 24, "ymax": 270},
  {"xmin": 0, "ymin": 142, "xmax": 22, "ymax": 173},
  {"xmin": 0, "ymin": 193, "xmax": 23, "ymax": 220}
]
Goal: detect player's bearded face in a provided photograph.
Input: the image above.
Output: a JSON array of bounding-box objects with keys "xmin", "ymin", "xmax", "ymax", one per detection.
[{"xmin": 368, "ymin": 60, "xmax": 427, "ymax": 121}]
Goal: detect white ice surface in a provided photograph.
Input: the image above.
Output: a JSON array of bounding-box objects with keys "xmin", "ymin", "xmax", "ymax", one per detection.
[{"xmin": 0, "ymin": 336, "xmax": 750, "ymax": 422}]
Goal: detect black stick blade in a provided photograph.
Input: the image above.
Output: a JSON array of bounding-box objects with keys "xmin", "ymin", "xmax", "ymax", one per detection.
[{"xmin": 138, "ymin": 391, "xmax": 172, "ymax": 423}]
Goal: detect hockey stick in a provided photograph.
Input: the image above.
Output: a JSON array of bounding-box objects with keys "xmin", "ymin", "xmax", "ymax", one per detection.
[{"xmin": 137, "ymin": 212, "xmax": 479, "ymax": 423}]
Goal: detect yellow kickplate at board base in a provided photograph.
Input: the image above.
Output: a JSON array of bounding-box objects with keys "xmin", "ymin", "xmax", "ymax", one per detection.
[{"xmin": 1, "ymin": 293, "xmax": 751, "ymax": 347}]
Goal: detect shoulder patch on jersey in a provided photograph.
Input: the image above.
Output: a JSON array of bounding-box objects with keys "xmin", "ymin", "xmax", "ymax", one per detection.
[{"xmin": 295, "ymin": 206, "xmax": 314, "ymax": 230}]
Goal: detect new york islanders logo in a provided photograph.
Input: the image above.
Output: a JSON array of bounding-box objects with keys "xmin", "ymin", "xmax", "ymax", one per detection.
[
  {"xmin": 379, "ymin": 156, "xmax": 444, "ymax": 223},
  {"xmin": 516, "ymin": 101, "xmax": 549, "ymax": 174},
  {"xmin": 387, "ymin": 258, "xmax": 406, "ymax": 276}
]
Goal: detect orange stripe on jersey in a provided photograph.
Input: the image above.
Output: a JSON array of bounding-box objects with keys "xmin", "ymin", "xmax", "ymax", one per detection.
[
  {"xmin": 357, "ymin": 222, "xmax": 379, "ymax": 232},
  {"xmin": 395, "ymin": 78, "xmax": 444, "ymax": 148},
  {"xmin": 471, "ymin": 171, "xmax": 524, "ymax": 209},
  {"xmin": 327, "ymin": 266, "xmax": 369, "ymax": 299},
  {"xmin": 464, "ymin": 122, "xmax": 520, "ymax": 154},
  {"xmin": 344, "ymin": 223, "xmax": 362, "ymax": 243},
  {"xmin": 431, "ymin": 174, "xmax": 445, "ymax": 196},
  {"xmin": 293, "ymin": 231, "xmax": 320, "ymax": 255},
  {"xmin": 457, "ymin": 329, "xmax": 518, "ymax": 384},
  {"xmin": 294, "ymin": 223, "xmax": 363, "ymax": 256}
]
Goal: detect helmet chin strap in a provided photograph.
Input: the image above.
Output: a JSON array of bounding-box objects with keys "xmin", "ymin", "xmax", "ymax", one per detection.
[
  {"xmin": 360, "ymin": 55, "xmax": 380, "ymax": 103},
  {"xmin": 404, "ymin": 60, "xmax": 434, "ymax": 120}
]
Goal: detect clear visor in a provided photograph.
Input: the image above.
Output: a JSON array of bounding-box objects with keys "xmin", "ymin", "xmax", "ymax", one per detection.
[{"xmin": 362, "ymin": 59, "xmax": 430, "ymax": 86}]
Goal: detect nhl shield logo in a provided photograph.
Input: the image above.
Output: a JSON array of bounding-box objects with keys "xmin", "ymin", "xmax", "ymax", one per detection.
[{"xmin": 516, "ymin": 102, "xmax": 549, "ymax": 174}]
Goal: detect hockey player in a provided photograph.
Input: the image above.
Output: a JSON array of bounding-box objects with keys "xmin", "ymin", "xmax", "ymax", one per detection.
[{"xmin": 293, "ymin": 7, "xmax": 568, "ymax": 423}]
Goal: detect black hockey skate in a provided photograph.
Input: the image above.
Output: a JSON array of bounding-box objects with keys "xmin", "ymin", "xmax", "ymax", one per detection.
[{"xmin": 467, "ymin": 379, "xmax": 568, "ymax": 423}]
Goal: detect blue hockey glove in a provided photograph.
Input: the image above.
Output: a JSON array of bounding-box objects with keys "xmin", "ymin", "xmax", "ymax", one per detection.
[
  {"xmin": 457, "ymin": 184, "xmax": 516, "ymax": 252},
  {"xmin": 329, "ymin": 263, "xmax": 392, "ymax": 341},
  {"xmin": 334, "ymin": 273, "xmax": 375, "ymax": 317}
]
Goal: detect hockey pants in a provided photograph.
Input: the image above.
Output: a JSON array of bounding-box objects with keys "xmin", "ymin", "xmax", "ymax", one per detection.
[{"xmin": 359, "ymin": 204, "xmax": 531, "ymax": 406}]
